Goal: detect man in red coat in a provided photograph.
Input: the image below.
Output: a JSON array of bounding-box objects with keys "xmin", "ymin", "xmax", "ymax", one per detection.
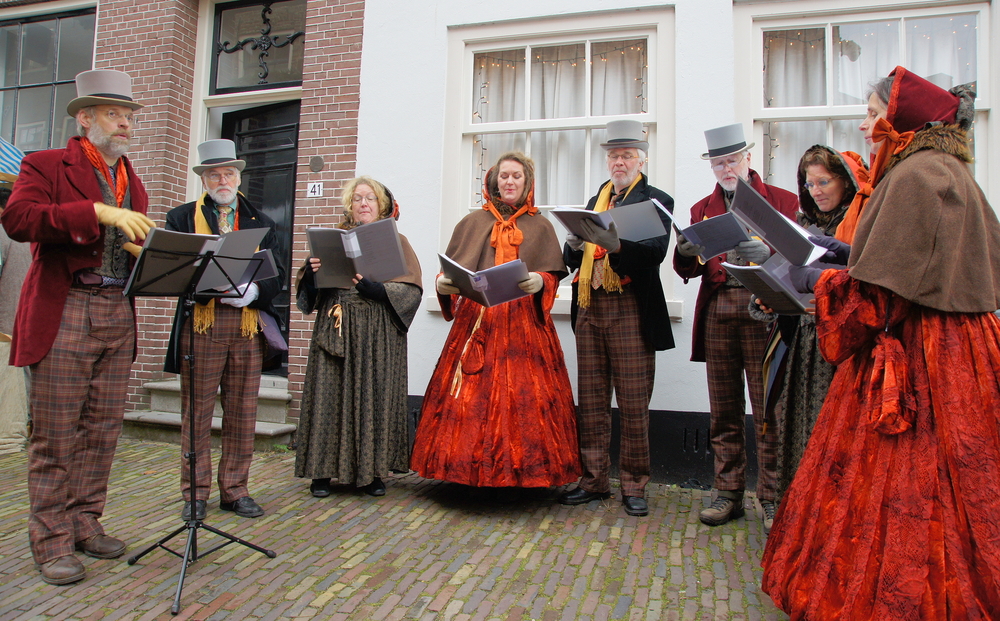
[
  {"xmin": 673, "ymin": 123, "xmax": 798, "ymax": 533},
  {"xmin": 0, "ymin": 69, "xmax": 154, "ymax": 585}
]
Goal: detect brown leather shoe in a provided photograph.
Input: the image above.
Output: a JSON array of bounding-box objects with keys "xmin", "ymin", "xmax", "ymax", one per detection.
[
  {"xmin": 38, "ymin": 555, "xmax": 85, "ymax": 585},
  {"xmin": 75, "ymin": 534, "xmax": 126, "ymax": 559},
  {"xmin": 699, "ymin": 493, "xmax": 745, "ymax": 526}
]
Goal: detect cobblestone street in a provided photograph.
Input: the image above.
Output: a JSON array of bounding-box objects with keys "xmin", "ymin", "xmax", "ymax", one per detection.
[{"xmin": 0, "ymin": 440, "xmax": 788, "ymax": 620}]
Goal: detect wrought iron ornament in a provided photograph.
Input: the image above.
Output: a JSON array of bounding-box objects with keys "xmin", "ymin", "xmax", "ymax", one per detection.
[{"xmin": 217, "ymin": 2, "xmax": 305, "ymax": 85}]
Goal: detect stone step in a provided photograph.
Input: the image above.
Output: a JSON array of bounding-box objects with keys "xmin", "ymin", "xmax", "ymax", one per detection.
[
  {"xmin": 122, "ymin": 410, "xmax": 295, "ymax": 453},
  {"xmin": 144, "ymin": 377, "xmax": 290, "ymax": 424}
]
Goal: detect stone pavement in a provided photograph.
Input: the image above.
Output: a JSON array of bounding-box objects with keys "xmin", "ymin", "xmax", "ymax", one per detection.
[{"xmin": 0, "ymin": 440, "xmax": 789, "ymax": 621}]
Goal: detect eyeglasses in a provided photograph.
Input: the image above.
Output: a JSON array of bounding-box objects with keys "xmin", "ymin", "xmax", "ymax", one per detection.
[
  {"xmin": 206, "ymin": 170, "xmax": 239, "ymax": 183},
  {"xmin": 101, "ymin": 109, "xmax": 135, "ymax": 123},
  {"xmin": 803, "ymin": 178, "xmax": 836, "ymax": 190},
  {"xmin": 710, "ymin": 152, "xmax": 745, "ymax": 171},
  {"xmin": 352, "ymin": 194, "xmax": 378, "ymax": 204},
  {"xmin": 607, "ymin": 153, "xmax": 638, "ymax": 162}
]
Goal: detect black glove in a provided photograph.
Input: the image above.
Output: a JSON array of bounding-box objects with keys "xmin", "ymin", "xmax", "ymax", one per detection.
[
  {"xmin": 355, "ymin": 277, "xmax": 389, "ymax": 303},
  {"xmin": 788, "ymin": 265, "xmax": 824, "ymax": 293},
  {"xmin": 809, "ymin": 235, "xmax": 851, "ymax": 265}
]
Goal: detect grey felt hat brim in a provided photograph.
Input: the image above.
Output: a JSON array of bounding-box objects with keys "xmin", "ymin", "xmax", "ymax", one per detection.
[
  {"xmin": 193, "ymin": 159, "xmax": 247, "ymax": 175},
  {"xmin": 600, "ymin": 139, "xmax": 649, "ymax": 152},
  {"xmin": 700, "ymin": 141, "xmax": 755, "ymax": 160},
  {"xmin": 67, "ymin": 96, "xmax": 143, "ymax": 118}
]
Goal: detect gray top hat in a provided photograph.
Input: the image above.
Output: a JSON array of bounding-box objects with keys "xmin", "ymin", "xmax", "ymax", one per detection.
[
  {"xmin": 66, "ymin": 69, "xmax": 143, "ymax": 117},
  {"xmin": 600, "ymin": 120, "xmax": 649, "ymax": 152},
  {"xmin": 193, "ymin": 139, "xmax": 246, "ymax": 175},
  {"xmin": 701, "ymin": 123, "xmax": 754, "ymax": 159}
]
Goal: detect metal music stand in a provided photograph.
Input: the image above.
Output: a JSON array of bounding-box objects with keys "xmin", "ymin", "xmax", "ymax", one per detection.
[{"xmin": 122, "ymin": 229, "xmax": 276, "ymax": 615}]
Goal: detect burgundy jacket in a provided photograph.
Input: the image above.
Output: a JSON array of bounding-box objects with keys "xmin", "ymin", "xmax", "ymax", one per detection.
[
  {"xmin": 0, "ymin": 136, "xmax": 148, "ymax": 366},
  {"xmin": 673, "ymin": 169, "xmax": 798, "ymax": 362}
]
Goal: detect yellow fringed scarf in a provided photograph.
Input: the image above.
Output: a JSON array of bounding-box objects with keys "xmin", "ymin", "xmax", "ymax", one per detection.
[
  {"xmin": 576, "ymin": 174, "xmax": 641, "ymax": 308},
  {"xmin": 192, "ymin": 193, "xmax": 260, "ymax": 338}
]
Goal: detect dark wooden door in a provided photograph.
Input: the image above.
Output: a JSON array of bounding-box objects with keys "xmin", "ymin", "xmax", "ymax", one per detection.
[{"xmin": 222, "ymin": 100, "xmax": 299, "ymax": 375}]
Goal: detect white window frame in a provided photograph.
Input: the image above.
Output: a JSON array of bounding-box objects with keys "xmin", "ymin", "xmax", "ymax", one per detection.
[
  {"xmin": 734, "ymin": 0, "xmax": 992, "ymax": 199},
  {"xmin": 441, "ymin": 8, "xmax": 676, "ymax": 315}
]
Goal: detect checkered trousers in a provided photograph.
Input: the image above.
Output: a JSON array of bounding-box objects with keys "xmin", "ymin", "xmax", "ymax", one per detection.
[
  {"xmin": 178, "ymin": 303, "xmax": 261, "ymax": 503},
  {"xmin": 703, "ymin": 286, "xmax": 777, "ymax": 500},
  {"xmin": 575, "ymin": 288, "xmax": 655, "ymax": 498},
  {"xmin": 27, "ymin": 287, "xmax": 134, "ymax": 564}
]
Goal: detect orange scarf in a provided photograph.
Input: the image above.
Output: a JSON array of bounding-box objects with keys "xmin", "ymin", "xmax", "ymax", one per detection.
[
  {"xmin": 80, "ymin": 137, "xmax": 128, "ymax": 207},
  {"xmin": 835, "ymin": 118, "xmax": 914, "ymax": 244}
]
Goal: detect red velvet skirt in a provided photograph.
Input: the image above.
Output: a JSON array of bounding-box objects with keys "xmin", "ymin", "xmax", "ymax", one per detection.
[
  {"xmin": 762, "ymin": 271, "xmax": 1000, "ymax": 620},
  {"xmin": 411, "ymin": 273, "xmax": 581, "ymax": 487}
]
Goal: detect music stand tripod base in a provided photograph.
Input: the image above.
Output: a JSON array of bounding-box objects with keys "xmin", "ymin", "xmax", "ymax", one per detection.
[{"xmin": 123, "ymin": 234, "xmax": 276, "ymax": 615}]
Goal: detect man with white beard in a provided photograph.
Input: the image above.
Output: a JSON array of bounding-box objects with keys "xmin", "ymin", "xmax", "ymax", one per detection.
[
  {"xmin": 0, "ymin": 69, "xmax": 154, "ymax": 585},
  {"xmin": 164, "ymin": 139, "xmax": 284, "ymax": 522}
]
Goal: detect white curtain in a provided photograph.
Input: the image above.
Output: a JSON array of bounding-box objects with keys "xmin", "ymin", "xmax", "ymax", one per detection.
[
  {"xmin": 762, "ymin": 13, "xmax": 977, "ymax": 194},
  {"xmin": 472, "ymin": 39, "xmax": 646, "ymax": 207}
]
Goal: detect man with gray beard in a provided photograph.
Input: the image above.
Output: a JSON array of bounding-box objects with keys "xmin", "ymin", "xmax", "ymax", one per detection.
[
  {"xmin": 164, "ymin": 139, "xmax": 284, "ymax": 522},
  {"xmin": 0, "ymin": 69, "xmax": 154, "ymax": 585}
]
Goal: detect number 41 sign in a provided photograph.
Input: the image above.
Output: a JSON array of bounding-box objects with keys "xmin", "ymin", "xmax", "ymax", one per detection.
[{"xmin": 306, "ymin": 182, "xmax": 323, "ymax": 198}]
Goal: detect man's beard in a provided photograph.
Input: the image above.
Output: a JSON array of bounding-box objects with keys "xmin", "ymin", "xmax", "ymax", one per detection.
[
  {"xmin": 87, "ymin": 122, "xmax": 130, "ymax": 160},
  {"xmin": 208, "ymin": 186, "xmax": 237, "ymax": 206}
]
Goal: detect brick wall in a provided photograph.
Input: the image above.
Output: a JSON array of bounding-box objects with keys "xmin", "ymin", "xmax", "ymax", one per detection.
[
  {"xmin": 93, "ymin": 0, "xmax": 200, "ymax": 411},
  {"xmin": 285, "ymin": 0, "xmax": 365, "ymax": 421},
  {"xmin": 87, "ymin": 0, "xmax": 365, "ymax": 422}
]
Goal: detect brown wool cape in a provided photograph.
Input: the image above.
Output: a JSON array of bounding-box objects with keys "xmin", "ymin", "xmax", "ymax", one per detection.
[{"xmin": 848, "ymin": 124, "xmax": 1000, "ymax": 313}]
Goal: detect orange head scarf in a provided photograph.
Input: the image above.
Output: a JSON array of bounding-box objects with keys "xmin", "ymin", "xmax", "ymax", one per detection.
[{"xmin": 482, "ymin": 157, "xmax": 537, "ymax": 266}]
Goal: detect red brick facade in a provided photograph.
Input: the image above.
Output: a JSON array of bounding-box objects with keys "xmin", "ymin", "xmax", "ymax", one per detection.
[{"xmin": 14, "ymin": 0, "xmax": 366, "ymax": 422}]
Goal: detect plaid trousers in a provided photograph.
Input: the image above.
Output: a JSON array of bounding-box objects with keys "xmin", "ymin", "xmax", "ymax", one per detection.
[
  {"xmin": 27, "ymin": 287, "xmax": 134, "ymax": 564},
  {"xmin": 178, "ymin": 303, "xmax": 261, "ymax": 503},
  {"xmin": 704, "ymin": 286, "xmax": 777, "ymax": 501},
  {"xmin": 575, "ymin": 288, "xmax": 655, "ymax": 498}
]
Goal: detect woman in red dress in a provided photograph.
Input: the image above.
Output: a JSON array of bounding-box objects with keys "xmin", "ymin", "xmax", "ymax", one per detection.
[
  {"xmin": 762, "ymin": 67, "xmax": 1000, "ymax": 620},
  {"xmin": 410, "ymin": 152, "xmax": 581, "ymax": 488}
]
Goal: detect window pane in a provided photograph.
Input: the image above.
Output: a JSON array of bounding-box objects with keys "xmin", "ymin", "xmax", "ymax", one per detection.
[
  {"xmin": 591, "ymin": 39, "xmax": 646, "ymax": 115},
  {"xmin": 20, "ymin": 20, "xmax": 56, "ymax": 86},
  {"xmin": 905, "ymin": 14, "xmax": 976, "ymax": 90},
  {"xmin": 57, "ymin": 13, "xmax": 95, "ymax": 81},
  {"xmin": 0, "ymin": 26, "xmax": 19, "ymax": 88},
  {"xmin": 833, "ymin": 21, "xmax": 900, "ymax": 105},
  {"xmin": 764, "ymin": 28, "xmax": 825, "ymax": 107},
  {"xmin": 216, "ymin": 0, "xmax": 306, "ymax": 91},
  {"xmin": 51, "ymin": 82, "xmax": 76, "ymax": 147},
  {"xmin": 530, "ymin": 43, "xmax": 584, "ymax": 120},
  {"xmin": 472, "ymin": 49, "xmax": 525, "ymax": 123},
  {"xmin": 531, "ymin": 129, "xmax": 585, "ymax": 205},
  {"xmin": 471, "ymin": 133, "xmax": 526, "ymax": 206},
  {"xmin": 15, "ymin": 85, "xmax": 51, "ymax": 151},
  {"xmin": 0, "ymin": 90, "xmax": 13, "ymax": 143},
  {"xmin": 832, "ymin": 118, "xmax": 868, "ymax": 162},
  {"xmin": 761, "ymin": 120, "xmax": 826, "ymax": 193}
]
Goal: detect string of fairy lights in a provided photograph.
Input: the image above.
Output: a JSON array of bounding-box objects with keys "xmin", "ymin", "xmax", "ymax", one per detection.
[{"xmin": 471, "ymin": 42, "xmax": 648, "ymax": 204}]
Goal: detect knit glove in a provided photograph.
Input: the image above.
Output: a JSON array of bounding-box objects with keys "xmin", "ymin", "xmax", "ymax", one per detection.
[
  {"xmin": 809, "ymin": 235, "xmax": 851, "ymax": 265},
  {"xmin": 354, "ymin": 277, "xmax": 389, "ymax": 303},
  {"xmin": 518, "ymin": 272, "xmax": 544, "ymax": 294},
  {"xmin": 735, "ymin": 239, "xmax": 771, "ymax": 265},
  {"xmin": 788, "ymin": 265, "xmax": 824, "ymax": 293},
  {"xmin": 220, "ymin": 282, "xmax": 259, "ymax": 307},
  {"xmin": 565, "ymin": 233, "xmax": 586, "ymax": 252},
  {"xmin": 436, "ymin": 274, "xmax": 460, "ymax": 296},
  {"xmin": 94, "ymin": 202, "xmax": 155, "ymax": 242},
  {"xmin": 579, "ymin": 219, "xmax": 620, "ymax": 252},
  {"xmin": 675, "ymin": 234, "xmax": 704, "ymax": 258}
]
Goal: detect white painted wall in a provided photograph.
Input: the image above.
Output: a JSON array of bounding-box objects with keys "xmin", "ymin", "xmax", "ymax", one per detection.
[
  {"xmin": 354, "ymin": 0, "xmax": 736, "ymax": 414},
  {"xmin": 353, "ymin": 0, "xmax": 998, "ymax": 415}
]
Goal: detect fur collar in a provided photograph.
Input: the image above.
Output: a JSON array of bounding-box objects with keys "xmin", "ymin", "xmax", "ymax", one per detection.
[{"xmin": 884, "ymin": 123, "xmax": 972, "ymax": 177}]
